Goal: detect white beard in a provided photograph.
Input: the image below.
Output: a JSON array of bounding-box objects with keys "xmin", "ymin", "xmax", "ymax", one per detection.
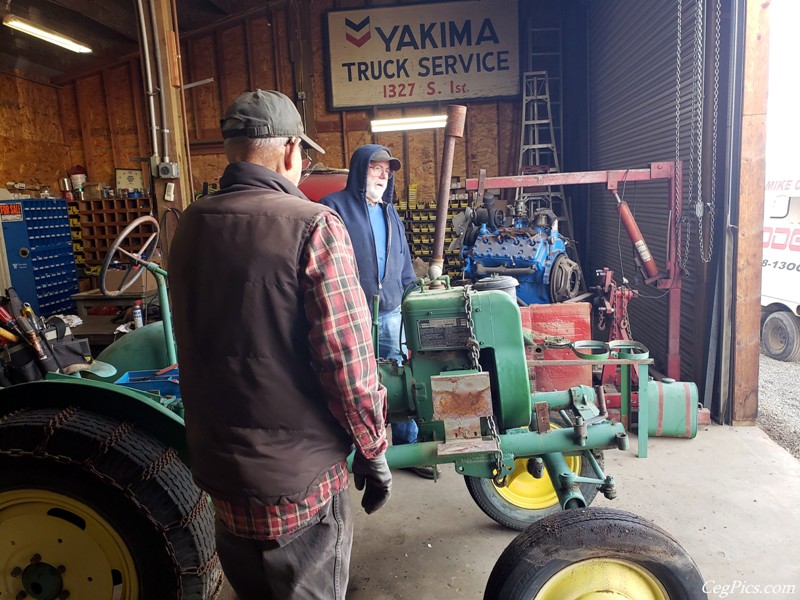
[{"xmin": 366, "ymin": 180, "xmax": 385, "ymax": 203}]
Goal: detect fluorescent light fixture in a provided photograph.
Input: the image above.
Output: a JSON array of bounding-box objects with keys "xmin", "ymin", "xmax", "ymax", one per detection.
[
  {"xmin": 3, "ymin": 14, "xmax": 92, "ymax": 54},
  {"xmin": 371, "ymin": 115, "xmax": 448, "ymax": 133}
]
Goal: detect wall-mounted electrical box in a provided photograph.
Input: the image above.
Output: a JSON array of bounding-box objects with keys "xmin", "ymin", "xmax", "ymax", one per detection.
[{"xmin": 158, "ymin": 162, "xmax": 180, "ymax": 178}]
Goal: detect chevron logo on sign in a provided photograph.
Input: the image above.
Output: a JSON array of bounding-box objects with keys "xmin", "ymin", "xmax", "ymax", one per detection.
[{"xmin": 345, "ymin": 17, "xmax": 370, "ymax": 47}]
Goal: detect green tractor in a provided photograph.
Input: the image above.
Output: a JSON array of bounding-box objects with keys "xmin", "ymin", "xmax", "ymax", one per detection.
[
  {"xmin": 0, "ymin": 217, "xmax": 220, "ymax": 599},
  {"xmin": 0, "ymin": 213, "xmax": 706, "ymax": 599}
]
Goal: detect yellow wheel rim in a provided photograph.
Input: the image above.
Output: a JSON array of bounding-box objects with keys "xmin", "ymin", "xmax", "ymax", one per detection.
[
  {"xmin": 0, "ymin": 489, "xmax": 139, "ymax": 599},
  {"xmin": 534, "ymin": 558, "xmax": 669, "ymax": 600},
  {"xmin": 494, "ymin": 454, "xmax": 582, "ymax": 509},
  {"xmin": 494, "ymin": 423, "xmax": 583, "ymax": 510}
]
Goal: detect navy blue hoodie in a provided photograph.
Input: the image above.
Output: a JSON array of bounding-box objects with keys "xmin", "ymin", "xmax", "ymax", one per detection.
[{"xmin": 320, "ymin": 144, "xmax": 416, "ymax": 316}]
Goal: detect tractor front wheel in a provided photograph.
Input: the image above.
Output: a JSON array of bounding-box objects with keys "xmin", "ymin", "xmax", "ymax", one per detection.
[
  {"xmin": 484, "ymin": 507, "xmax": 707, "ymax": 600},
  {"xmin": 464, "ymin": 450, "xmax": 603, "ymax": 530},
  {"xmin": 0, "ymin": 407, "xmax": 222, "ymax": 599}
]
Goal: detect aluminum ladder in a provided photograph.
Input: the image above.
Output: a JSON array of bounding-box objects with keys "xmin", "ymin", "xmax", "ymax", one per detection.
[{"xmin": 517, "ymin": 71, "xmax": 580, "ymax": 272}]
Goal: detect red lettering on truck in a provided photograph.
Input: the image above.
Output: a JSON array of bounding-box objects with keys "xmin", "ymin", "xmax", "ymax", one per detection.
[{"xmin": 763, "ymin": 227, "xmax": 800, "ymax": 251}]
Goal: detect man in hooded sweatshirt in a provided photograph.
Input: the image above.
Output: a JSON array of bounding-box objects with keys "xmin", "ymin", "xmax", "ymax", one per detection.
[{"xmin": 321, "ymin": 144, "xmax": 438, "ymax": 479}]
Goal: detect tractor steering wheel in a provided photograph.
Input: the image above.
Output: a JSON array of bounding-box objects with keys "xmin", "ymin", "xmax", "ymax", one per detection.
[{"xmin": 100, "ymin": 215, "xmax": 160, "ymax": 297}]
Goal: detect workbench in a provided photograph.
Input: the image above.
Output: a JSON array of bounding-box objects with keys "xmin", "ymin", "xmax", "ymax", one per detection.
[
  {"xmin": 69, "ymin": 315, "xmax": 124, "ymax": 354},
  {"xmin": 71, "ymin": 288, "xmax": 158, "ymax": 317}
]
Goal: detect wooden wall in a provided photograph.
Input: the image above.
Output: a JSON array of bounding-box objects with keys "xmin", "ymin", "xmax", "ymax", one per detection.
[
  {"xmin": 0, "ymin": 73, "xmax": 72, "ymax": 193},
  {"xmin": 184, "ymin": 0, "xmax": 518, "ymax": 201},
  {"xmin": 40, "ymin": 0, "xmax": 517, "ymax": 202},
  {"xmin": 9, "ymin": 59, "xmax": 150, "ymax": 195},
  {"xmin": 55, "ymin": 61, "xmax": 147, "ymax": 187},
  {"xmin": 307, "ymin": 0, "xmax": 518, "ymax": 204},
  {"xmin": 180, "ymin": 1, "xmax": 519, "ymax": 199},
  {"xmin": 731, "ymin": 0, "xmax": 771, "ymax": 424},
  {"xmin": 183, "ymin": 9, "xmax": 297, "ymax": 191}
]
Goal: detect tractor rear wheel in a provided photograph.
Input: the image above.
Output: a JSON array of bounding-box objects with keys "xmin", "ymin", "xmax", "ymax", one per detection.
[
  {"xmin": 0, "ymin": 407, "xmax": 222, "ymax": 599},
  {"xmin": 464, "ymin": 450, "xmax": 602, "ymax": 530},
  {"xmin": 484, "ymin": 507, "xmax": 707, "ymax": 600}
]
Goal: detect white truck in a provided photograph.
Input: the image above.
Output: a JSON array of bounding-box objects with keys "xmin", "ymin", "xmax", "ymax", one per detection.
[{"xmin": 761, "ymin": 178, "xmax": 800, "ymax": 361}]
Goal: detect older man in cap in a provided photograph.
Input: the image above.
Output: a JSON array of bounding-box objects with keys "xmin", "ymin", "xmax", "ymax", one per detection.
[
  {"xmin": 169, "ymin": 90, "xmax": 391, "ymax": 599},
  {"xmin": 321, "ymin": 145, "xmax": 439, "ymax": 479}
]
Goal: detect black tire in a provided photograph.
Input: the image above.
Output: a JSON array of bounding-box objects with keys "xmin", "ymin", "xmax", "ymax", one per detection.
[
  {"xmin": 0, "ymin": 407, "xmax": 222, "ymax": 599},
  {"xmin": 761, "ymin": 311, "xmax": 800, "ymax": 362},
  {"xmin": 464, "ymin": 450, "xmax": 603, "ymax": 530},
  {"xmin": 484, "ymin": 507, "xmax": 707, "ymax": 600}
]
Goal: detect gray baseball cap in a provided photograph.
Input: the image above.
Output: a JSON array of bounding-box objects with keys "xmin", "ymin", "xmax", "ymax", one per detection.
[
  {"xmin": 220, "ymin": 90, "xmax": 324, "ymax": 154},
  {"xmin": 370, "ymin": 149, "xmax": 401, "ymax": 171}
]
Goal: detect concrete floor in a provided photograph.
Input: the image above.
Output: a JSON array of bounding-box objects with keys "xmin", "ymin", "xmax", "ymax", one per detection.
[{"xmin": 219, "ymin": 424, "xmax": 800, "ymax": 599}]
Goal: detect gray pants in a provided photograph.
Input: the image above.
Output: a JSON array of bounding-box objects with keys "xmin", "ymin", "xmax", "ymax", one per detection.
[{"xmin": 215, "ymin": 490, "xmax": 353, "ymax": 600}]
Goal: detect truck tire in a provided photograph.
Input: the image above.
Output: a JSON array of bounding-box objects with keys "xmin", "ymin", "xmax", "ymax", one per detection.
[
  {"xmin": 761, "ymin": 311, "xmax": 800, "ymax": 362},
  {"xmin": 484, "ymin": 507, "xmax": 707, "ymax": 600},
  {"xmin": 0, "ymin": 407, "xmax": 223, "ymax": 600},
  {"xmin": 464, "ymin": 450, "xmax": 603, "ymax": 530}
]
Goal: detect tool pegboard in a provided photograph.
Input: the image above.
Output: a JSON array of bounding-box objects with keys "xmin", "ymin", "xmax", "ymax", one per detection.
[{"xmin": 0, "ymin": 198, "xmax": 79, "ymax": 316}]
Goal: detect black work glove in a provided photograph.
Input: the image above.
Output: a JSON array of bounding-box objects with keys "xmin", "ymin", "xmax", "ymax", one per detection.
[{"xmin": 351, "ymin": 452, "xmax": 392, "ymax": 514}]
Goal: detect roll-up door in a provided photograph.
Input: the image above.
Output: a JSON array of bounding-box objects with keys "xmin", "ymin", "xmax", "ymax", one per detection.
[{"xmin": 586, "ymin": 0, "xmax": 704, "ymax": 380}]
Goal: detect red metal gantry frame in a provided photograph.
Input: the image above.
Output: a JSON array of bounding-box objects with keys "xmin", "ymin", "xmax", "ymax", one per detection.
[{"xmin": 465, "ymin": 161, "xmax": 683, "ymax": 380}]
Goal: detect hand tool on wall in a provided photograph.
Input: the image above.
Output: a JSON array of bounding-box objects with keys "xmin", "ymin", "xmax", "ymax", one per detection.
[
  {"xmin": 16, "ymin": 316, "xmax": 60, "ymax": 374},
  {"xmin": 6, "ymin": 288, "xmax": 25, "ymax": 320},
  {"xmin": 22, "ymin": 302, "xmax": 43, "ymax": 331},
  {"xmin": 0, "ymin": 326, "xmax": 19, "ymax": 344},
  {"xmin": 0, "ymin": 306, "xmax": 60, "ymax": 374},
  {"xmin": 0, "ymin": 306, "xmax": 19, "ymax": 335}
]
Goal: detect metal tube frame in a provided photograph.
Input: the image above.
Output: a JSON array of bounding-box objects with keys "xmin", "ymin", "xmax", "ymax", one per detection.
[
  {"xmin": 146, "ymin": 263, "xmax": 177, "ymax": 366},
  {"xmin": 541, "ymin": 452, "xmax": 588, "ymax": 510},
  {"xmin": 353, "ymin": 420, "xmax": 627, "ymax": 471},
  {"xmin": 465, "ymin": 161, "xmax": 683, "ymax": 380}
]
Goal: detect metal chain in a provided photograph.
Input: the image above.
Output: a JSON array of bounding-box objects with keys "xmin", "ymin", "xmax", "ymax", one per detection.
[
  {"xmin": 463, "ymin": 285, "xmax": 504, "ymax": 477},
  {"xmin": 463, "ymin": 285, "xmax": 482, "ymax": 372},
  {"xmin": 622, "ymin": 291, "xmax": 633, "ymax": 340},
  {"xmin": 674, "ymin": 0, "xmax": 685, "ymax": 270},
  {"xmin": 139, "ymin": 447, "xmax": 179, "ymax": 482},
  {"xmin": 687, "ymin": 0, "xmax": 706, "ymax": 271},
  {"xmin": 35, "ymin": 406, "xmax": 78, "ymax": 454},
  {"xmin": 0, "ymin": 450, "xmax": 185, "ymax": 592},
  {"xmin": 486, "ymin": 409, "xmax": 505, "ymax": 482},
  {"xmin": 701, "ymin": 0, "xmax": 722, "ymax": 263},
  {"xmin": 674, "ymin": 0, "xmax": 693, "ymax": 272},
  {"xmin": 0, "ymin": 409, "xmax": 220, "ymax": 596}
]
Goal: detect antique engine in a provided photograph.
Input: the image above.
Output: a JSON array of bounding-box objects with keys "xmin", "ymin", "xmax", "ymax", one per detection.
[{"xmin": 461, "ymin": 193, "xmax": 582, "ymax": 305}]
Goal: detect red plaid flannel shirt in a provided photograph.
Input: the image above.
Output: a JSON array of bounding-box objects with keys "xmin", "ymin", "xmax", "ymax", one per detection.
[{"xmin": 213, "ymin": 211, "xmax": 387, "ymax": 539}]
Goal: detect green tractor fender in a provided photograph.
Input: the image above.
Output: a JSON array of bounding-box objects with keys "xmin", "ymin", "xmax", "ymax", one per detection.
[
  {"xmin": 87, "ymin": 321, "xmax": 173, "ymax": 383},
  {"xmin": 0, "ymin": 377, "xmax": 188, "ymax": 461}
]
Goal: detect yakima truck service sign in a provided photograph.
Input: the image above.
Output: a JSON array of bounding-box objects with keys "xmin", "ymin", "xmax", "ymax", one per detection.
[{"xmin": 325, "ymin": 0, "xmax": 519, "ymax": 109}]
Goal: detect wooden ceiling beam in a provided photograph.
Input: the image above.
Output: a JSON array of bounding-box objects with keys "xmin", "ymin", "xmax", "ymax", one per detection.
[
  {"xmin": 205, "ymin": 0, "xmax": 236, "ymax": 15},
  {"xmin": 43, "ymin": 0, "xmax": 138, "ymax": 40},
  {"xmin": 0, "ymin": 34, "xmax": 79, "ymax": 76},
  {"xmin": 7, "ymin": 0, "xmax": 281, "ymax": 83}
]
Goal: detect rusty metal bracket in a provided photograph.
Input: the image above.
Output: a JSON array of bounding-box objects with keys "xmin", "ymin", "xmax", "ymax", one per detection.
[
  {"xmin": 431, "ymin": 372, "xmax": 492, "ymax": 442},
  {"xmin": 533, "ymin": 401, "xmax": 550, "ymax": 434}
]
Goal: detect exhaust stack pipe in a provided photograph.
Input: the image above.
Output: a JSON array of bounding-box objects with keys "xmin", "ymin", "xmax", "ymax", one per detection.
[{"xmin": 429, "ymin": 105, "xmax": 467, "ymax": 283}]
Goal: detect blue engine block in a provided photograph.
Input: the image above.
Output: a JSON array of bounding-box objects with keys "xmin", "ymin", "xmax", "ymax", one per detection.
[{"xmin": 461, "ymin": 207, "xmax": 582, "ymax": 305}]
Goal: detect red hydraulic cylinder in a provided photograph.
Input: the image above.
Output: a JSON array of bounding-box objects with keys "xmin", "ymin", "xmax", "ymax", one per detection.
[{"xmin": 614, "ymin": 194, "xmax": 659, "ymax": 279}]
